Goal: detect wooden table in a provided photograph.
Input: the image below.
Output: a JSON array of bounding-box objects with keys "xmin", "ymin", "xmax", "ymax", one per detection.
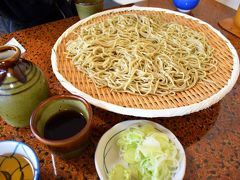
[{"xmin": 0, "ymin": 0, "xmax": 239, "ymax": 179}]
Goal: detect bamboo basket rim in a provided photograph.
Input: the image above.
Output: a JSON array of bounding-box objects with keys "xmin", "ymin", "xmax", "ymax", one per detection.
[{"xmin": 51, "ymin": 7, "xmax": 239, "ymax": 118}]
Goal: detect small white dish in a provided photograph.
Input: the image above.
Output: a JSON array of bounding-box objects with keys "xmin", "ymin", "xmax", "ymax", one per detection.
[
  {"xmin": 0, "ymin": 140, "xmax": 40, "ymax": 180},
  {"xmin": 95, "ymin": 120, "xmax": 186, "ymax": 180},
  {"xmin": 113, "ymin": 0, "xmax": 143, "ymax": 5}
]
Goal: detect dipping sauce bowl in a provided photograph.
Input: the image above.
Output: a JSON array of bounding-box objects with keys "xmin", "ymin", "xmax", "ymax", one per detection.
[{"xmin": 30, "ymin": 95, "xmax": 93, "ymax": 159}]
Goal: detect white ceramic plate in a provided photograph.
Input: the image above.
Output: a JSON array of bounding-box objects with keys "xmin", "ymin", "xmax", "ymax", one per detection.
[
  {"xmin": 113, "ymin": 0, "xmax": 144, "ymax": 5},
  {"xmin": 95, "ymin": 120, "xmax": 186, "ymax": 180}
]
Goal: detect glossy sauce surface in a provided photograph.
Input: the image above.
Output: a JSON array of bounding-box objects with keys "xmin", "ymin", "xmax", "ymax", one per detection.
[{"xmin": 44, "ymin": 110, "xmax": 87, "ymax": 140}]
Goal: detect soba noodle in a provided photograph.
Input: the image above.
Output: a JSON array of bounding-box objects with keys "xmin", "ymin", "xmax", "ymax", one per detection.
[{"xmin": 66, "ymin": 14, "xmax": 217, "ymax": 95}]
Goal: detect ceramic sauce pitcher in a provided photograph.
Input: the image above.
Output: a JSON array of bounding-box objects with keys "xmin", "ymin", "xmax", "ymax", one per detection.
[{"xmin": 0, "ymin": 45, "xmax": 49, "ymax": 127}]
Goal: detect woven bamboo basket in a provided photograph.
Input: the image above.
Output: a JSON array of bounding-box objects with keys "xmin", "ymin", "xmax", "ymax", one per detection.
[{"xmin": 51, "ymin": 7, "xmax": 239, "ymax": 117}]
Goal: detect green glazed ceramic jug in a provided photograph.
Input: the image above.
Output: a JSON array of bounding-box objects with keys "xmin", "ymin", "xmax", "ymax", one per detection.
[{"xmin": 0, "ymin": 45, "xmax": 49, "ymax": 127}]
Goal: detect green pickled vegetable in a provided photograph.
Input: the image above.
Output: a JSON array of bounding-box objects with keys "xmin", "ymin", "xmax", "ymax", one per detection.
[
  {"xmin": 108, "ymin": 124, "xmax": 180, "ymax": 180},
  {"xmin": 108, "ymin": 164, "xmax": 131, "ymax": 180}
]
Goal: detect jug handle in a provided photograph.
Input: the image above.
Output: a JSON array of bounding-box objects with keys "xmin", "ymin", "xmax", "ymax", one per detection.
[
  {"xmin": 0, "ymin": 46, "xmax": 27, "ymax": 84},
  {"xmin": 0, "ymin": 45, "xmax": 21, "ymax": 68}
]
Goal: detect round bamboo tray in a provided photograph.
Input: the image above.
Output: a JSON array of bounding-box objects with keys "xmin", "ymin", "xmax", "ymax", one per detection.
[{"xmin": 51, "ymin": 7, "xmax": 239, "ymax": 118}]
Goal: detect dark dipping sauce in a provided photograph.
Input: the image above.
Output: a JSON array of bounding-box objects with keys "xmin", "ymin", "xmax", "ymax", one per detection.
[{"xmin": 44, "ymin": 110, "xmax": 86, "ymax": 140}]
